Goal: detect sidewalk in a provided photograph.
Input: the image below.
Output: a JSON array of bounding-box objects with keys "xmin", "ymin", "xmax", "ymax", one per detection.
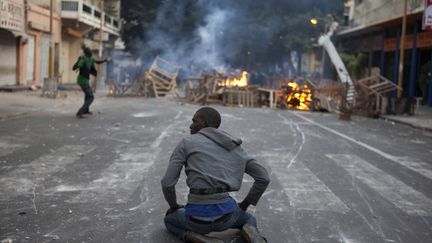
[
  {"xmin": 381, "ymin": 106, "xmax": 432, "ymax": 132},
  {"xmin": 0, "ymin": 90, "xmax": 100, "ymax": 120}
]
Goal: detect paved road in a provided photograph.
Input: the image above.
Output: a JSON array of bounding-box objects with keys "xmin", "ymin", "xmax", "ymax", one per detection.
[{"xmin": 1, "ymin": 97, "xmax": 432, "ymax": 243}]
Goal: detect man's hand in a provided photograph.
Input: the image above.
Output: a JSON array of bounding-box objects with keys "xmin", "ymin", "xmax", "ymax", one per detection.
[
  {"xmin": 165, "ymin": 204, "xmax": 184, "ymax": 216},
  {"xmin": 238, "ymin": 200, "xmax": 250, "ymax": 211}
]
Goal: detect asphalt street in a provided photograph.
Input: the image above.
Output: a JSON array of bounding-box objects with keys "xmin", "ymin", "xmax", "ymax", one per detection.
[{"xmin": 1, "ymin": 96, "xmax": 432, "ymax": 243}]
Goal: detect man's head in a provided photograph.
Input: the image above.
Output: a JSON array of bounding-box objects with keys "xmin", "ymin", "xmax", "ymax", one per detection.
[
  {"xmin": 190, "ymin": 107, "xmax": 221, "ymax": 134},
  {"xmin": 83, "ymin": 47, "xmax": 92, "ymax": 57}
]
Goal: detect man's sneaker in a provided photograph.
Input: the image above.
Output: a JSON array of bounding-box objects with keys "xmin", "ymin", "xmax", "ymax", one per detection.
[
  {"xmin": 85, "ymin": 111, "xmax": 93, "ymax": 115},
  {"xmin": 76, "ymin": 114, "xmax": 87, "ymax": 119},
  {"xmin": 241, "ymin": 224, "xmax": 267, "ymax": 243},
  {"xmin": 183, "ymin": 231, "xmax": 223, "ymax": 243}
]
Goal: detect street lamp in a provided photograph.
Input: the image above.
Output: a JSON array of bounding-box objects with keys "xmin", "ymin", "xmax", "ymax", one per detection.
[
  {"xmin": 309, "ymin": 16, "xmax": 333, "ymax": 78},
  {"xmin": 310, "ymin": 18, "xmax": 319, "ymax": 25}
]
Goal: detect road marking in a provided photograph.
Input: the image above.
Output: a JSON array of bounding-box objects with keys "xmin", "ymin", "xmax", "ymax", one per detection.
[
  {"xmin": 271, "ymin": 158, "xmax": 349, "ymax": 213},
  {"xmin": 70, "ymin": 111, "xmax": 183, "ymax": 204},
  {"xmin": 0, "ymin": 141, "xmax": 28, "ymax": 157},
  {"xmin": 68, "ymin": 147, "xmax": 155, "ymax": 203},
  {"xmin": 277, "ymin": 114, "xmax": 305, "ymax": 168},
  {"xmin": 151, "ymin": 111, "xmax": 183, "ymax": 148},
  {"xmin": 327, "ymin": 154, "xmax": 432, "ymax": 216},
  {"xmin": 0, "ymin": 145, "xmax": 94, "ymax": 199},
  {"xmin": 290, "ymin": 112, "xmax": 432, "ymax": 180}
]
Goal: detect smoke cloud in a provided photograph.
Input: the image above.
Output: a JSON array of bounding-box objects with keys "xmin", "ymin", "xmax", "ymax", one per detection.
[{"xmin": 132, "ymin": 0, "xmax": 342, "ymax": 74}]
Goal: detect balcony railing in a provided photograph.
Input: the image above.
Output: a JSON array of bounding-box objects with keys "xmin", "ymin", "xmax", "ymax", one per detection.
[{"xmin": 61, "ymin": 0, "xmax": 120, "ymax": 35}]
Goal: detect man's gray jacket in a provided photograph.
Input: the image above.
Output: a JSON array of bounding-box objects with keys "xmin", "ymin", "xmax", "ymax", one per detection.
[{"xmin": 161, "ymin": 127, "xmax": 270, "ymax": 208}]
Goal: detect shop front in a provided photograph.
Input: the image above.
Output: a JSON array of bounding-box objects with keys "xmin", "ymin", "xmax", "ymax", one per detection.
[{"xmin": 0, "ymin": 0, "xmax": 25, "ymax": 86}]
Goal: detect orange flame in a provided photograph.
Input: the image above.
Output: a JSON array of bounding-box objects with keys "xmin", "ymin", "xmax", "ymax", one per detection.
[
  {"xmin": 286, "ymin": 82, "xmax": 312, "ymax": 111},
  {"xmin": 218, "ymin": 71, "xmax": 248, "ymax": 87}
]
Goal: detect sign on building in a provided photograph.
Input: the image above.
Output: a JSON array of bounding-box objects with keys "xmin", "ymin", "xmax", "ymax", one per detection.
[
  {"xmin": 0, "ymin": 0, "xmax": 24, "ymax": 32},
  {"xmin": 424, "ymin": 0, "xmax": 432, "ymax": 30}
]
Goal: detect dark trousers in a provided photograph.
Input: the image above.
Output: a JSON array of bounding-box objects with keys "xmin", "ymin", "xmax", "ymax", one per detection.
[{"xmin": 77, "ymin": 84, "xmax": 94, "ymax": 116}]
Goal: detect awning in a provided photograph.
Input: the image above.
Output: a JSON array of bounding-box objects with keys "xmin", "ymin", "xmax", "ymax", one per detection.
[
  {"xmin": 0, "ymin": 27, "xmax": 29, "ymax": 39},
  {"xmin": 338, "ymin": 10, "xmax": 424, "ymax": 38}
]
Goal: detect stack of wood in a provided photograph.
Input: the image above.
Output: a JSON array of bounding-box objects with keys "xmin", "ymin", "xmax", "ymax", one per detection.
[
  {"xmin": 183, "ymin": 71, "xmax": 264, "ymax": 107},
  {"xmin": 108, "ymin": 78, "xmax": 150, "ymax": 97},
  {"xmin": 222, "ymin": 86, "xmax": 259, "ymax": 107},
  {"xmin": 356, "ymin": 72, "xmax": 402, "ymax": 115},
  {"xmin": 185, "ymin": 72, "xmax": 226, "ymax": 105},
  {"xmin": 144, "ymin": 56, "xmax": 179, "ymax": 98}
]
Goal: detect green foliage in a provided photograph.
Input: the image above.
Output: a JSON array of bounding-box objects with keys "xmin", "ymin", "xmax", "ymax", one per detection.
[{"xmin": 341, "ymin": 53, "xmax": 368, "ymax": 80}]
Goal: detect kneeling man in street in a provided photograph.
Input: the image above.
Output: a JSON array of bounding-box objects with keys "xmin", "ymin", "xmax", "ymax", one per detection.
[{"xmin": 161, "ymin": 107, "xmax": 270, "ymax": 243}]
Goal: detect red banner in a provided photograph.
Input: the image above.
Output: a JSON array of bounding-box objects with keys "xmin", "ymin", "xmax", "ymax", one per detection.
[{"xmin": 424, "ymin": 0, "xmax": 432, "ymax": 30}]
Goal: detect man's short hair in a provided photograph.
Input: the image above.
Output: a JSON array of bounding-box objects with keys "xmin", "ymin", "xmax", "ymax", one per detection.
[
  {"xmin": 83, "ymin": 47, "xmax": 92, "ymax": 57},
  {"xmin": 196, "ymin": 107, "xmax": 221, "ymax": 128}
]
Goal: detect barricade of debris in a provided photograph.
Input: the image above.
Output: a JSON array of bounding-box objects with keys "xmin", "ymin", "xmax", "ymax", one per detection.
[{"xmin": 106, "ymin": 56, "xmax": 350, "ymax": 113}]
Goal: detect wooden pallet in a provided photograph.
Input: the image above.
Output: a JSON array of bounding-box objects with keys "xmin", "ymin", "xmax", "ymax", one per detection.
[{"xmin": 144, "ymin": 57, "xmax": 179, "ymax": 98}]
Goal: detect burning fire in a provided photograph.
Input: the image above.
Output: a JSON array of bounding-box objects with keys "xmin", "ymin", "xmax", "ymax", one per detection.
[
  {"xmin": 218, "ymin": 71, "xmax": 248, "ymax": 87},
  {"xmin": 286, "ymin": 82, "xmax": 312, "ymax": 111}
]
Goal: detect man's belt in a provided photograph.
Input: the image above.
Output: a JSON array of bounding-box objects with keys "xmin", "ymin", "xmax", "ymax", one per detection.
[
  {"xmin": 189, "ymin": 186, "xmax": 229, "ymax": 195},
  {"xmin": 188, "ymin": 213, "xmax": 233, "ymax": 224}
]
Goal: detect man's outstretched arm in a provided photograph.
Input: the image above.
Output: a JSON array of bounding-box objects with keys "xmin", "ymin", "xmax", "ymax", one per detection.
[
  {"xmin": 240, "ymin": 158, "xmax": 270, "ymax": 211},
  {"xmin": 94, "ymin": 58, "xmax": 110, "ymax": 64}
]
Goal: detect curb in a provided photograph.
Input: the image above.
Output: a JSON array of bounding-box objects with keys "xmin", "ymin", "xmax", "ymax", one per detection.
[{"xmin": 380, "ymin": 116, "xmax": 432, "ymax": 133}]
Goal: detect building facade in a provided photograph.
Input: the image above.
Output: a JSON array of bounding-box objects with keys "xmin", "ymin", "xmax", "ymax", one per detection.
[
  {"xmin": 0, "ymin": 0, "xmax": 26, "ymax": 86},
  {"xmin": 337, "ymin": 0, "xmax": 432, "ymax": 108},
  {"xmin": 26, "ymin": 1, "xmax": 61, "ymax": 86},
  {"xmin": 59, "ymin": 0, "xmax": 120, "ymax": 88},
  {"xmin": 0, "ymin": 0, "xmax": 121, "ymax": 89}
]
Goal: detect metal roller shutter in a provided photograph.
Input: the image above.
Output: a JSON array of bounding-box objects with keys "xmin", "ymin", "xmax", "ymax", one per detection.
[
  {"xmin": 26, "ymin": 35, "xmax": 35, "ymax": 82},
  {"xmin": 0, "ymin": 29, "xmax": 17, "ymax": 86},
  {"xmin": 40, "ymin": 34, "xmax": 50, "ymax": 83}
]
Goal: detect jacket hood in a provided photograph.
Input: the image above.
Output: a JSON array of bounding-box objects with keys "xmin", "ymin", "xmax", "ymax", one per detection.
[{"xmin": 198, "ymin": 127, "xmax": 242, "ymax": 151}]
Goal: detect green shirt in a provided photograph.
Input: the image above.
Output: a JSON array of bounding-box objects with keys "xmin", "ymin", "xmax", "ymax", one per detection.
[{"xmin": 76, "ymin": 56, "xmax": 96, "ymax": 86}]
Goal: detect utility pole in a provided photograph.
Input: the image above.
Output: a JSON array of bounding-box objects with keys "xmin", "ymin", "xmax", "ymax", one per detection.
[
  {"xmin": 49, "ymin": 0, "xmax": 54, "ymax": 78},
  {"xmin": 93, "ymin": 0, "xmax": 105, "ymax": 92},
  {"xmin": 397, "ymin": 0, "xmax": 408, "ymax": 98},
  {"xmin": 99, "ymin": 0, "xmax": 104, "ymax": 57}
]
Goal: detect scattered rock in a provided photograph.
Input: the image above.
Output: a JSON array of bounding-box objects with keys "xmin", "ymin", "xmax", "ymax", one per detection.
[
  {"xmin": 68, "ymin": 209, "xmax": 73, "ymax": 214},
  {"xmin": 18, "ymin": 211, "xmax": 26, "ymax": 215}
]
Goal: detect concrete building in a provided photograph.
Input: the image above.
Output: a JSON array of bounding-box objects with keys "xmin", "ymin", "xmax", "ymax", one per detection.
[
  {"xmin": 337, "ymin": 0, "xmax": 432, "ymax": 108},
  {"xmin": 59, "ymin": 0, "xmax": 121, "ymax": 89},
  {"xmin": 0, "ymin": 0, "xmax": 26, "ymax": 86},
  {"xmin": 26, "ymin": 1, "xmax": 61, "ymax": 86},
  {"xmin": 300, "ymin": 49, "xmax": 322, "ymax": 79},
  {"xmin": 0, "ymin": 0, "xmax": 121, "ymax": 90}
]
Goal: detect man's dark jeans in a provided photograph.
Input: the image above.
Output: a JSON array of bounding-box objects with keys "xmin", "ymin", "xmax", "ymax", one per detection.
[
  {"xmin": 77, "ymin": 84, "xmax": 94, "ymax": 116},
  {"xmin": 164, "ymin": 205, "xmax": 257, "ymax": 240}
]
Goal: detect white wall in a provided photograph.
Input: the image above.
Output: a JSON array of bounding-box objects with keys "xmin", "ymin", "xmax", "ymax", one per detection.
[{"xmin": 353, "ymin": 0, "xmax": 424, "ymax": 26}]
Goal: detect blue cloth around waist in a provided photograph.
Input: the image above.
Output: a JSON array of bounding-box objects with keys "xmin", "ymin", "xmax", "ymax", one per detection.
[{"xmin": 185, "ymin": 197, "xmax": 236, "ymax": 217}]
